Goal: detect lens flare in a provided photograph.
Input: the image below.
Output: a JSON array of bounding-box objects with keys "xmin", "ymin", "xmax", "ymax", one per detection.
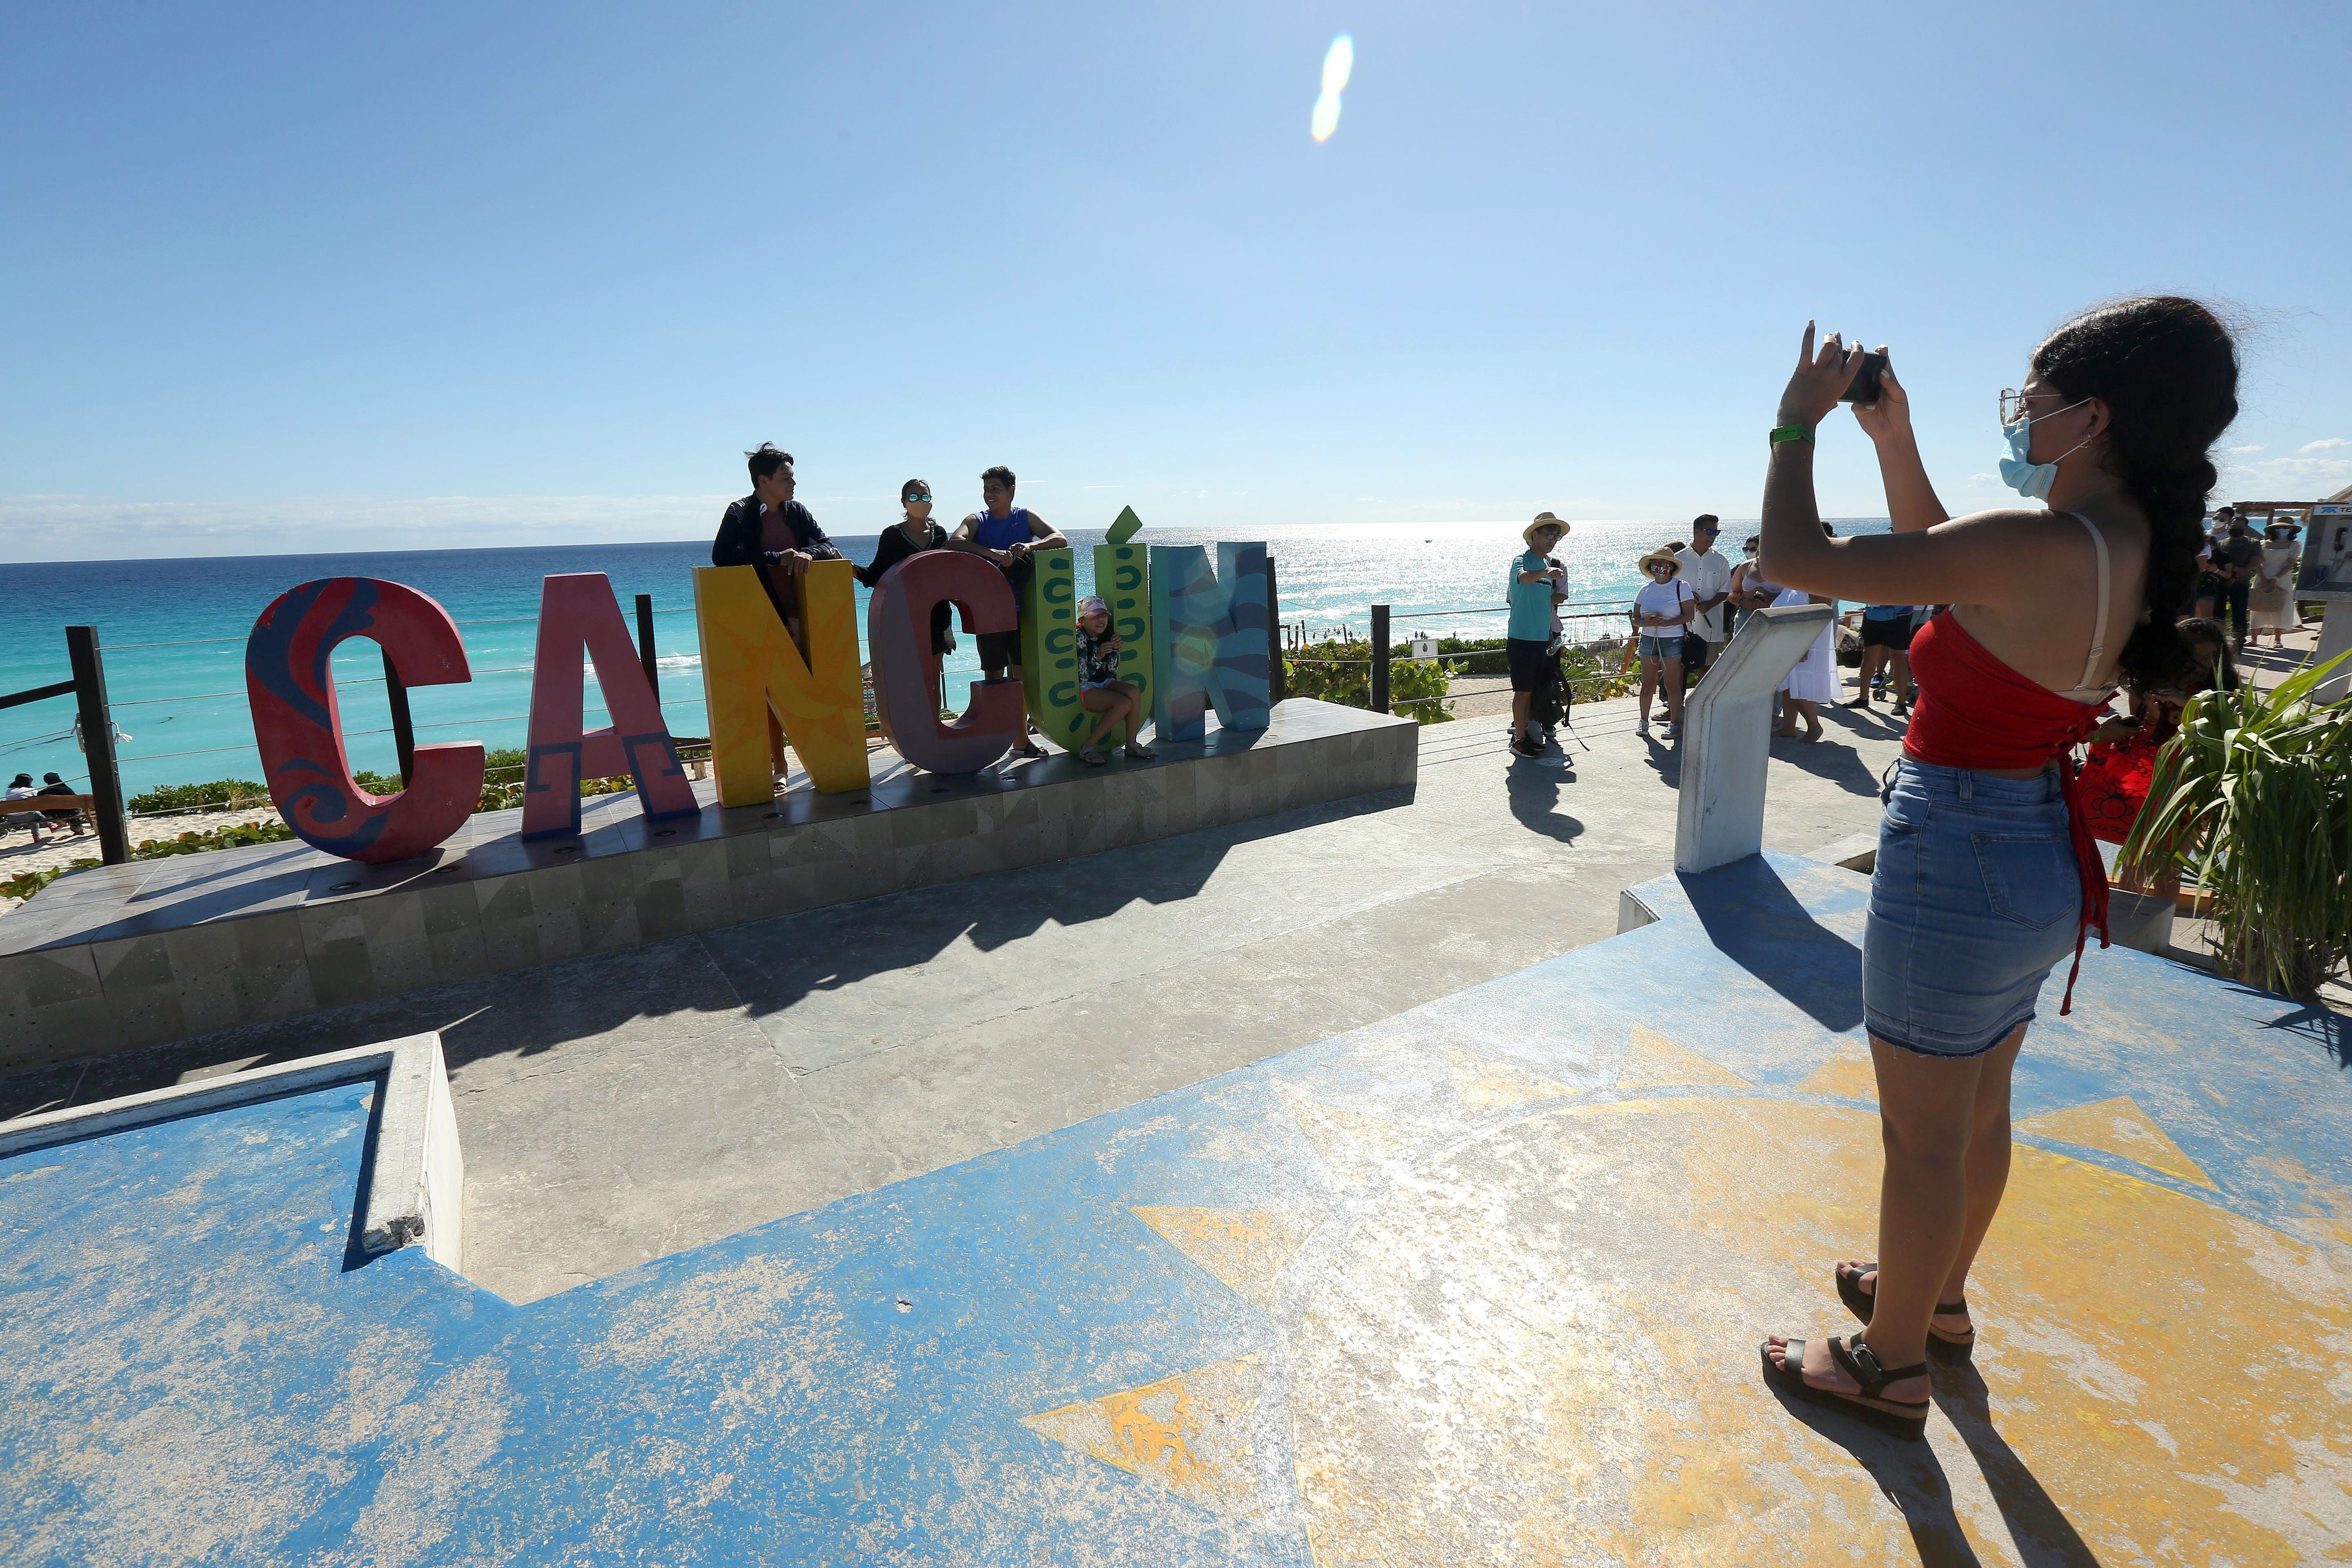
[{"xmin": 1311, "ymin": 35, "xmax": 1353, "ymax": 143}]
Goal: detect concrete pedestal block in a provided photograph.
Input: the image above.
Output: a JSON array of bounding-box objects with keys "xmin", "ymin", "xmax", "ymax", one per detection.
[{"xmin": 0, "ymin": 700, "xmax": 1415, "ymax": 1070}]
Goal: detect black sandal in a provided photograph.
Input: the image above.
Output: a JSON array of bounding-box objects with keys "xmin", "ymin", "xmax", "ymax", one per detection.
[
  {"xmin": 1834, "ymin": 1261, "xmax": 1976, "ymax": 1363},
  {"xmin": 1759, "ymin": 1332, "xmax": 1931, "ymax": 1442}
]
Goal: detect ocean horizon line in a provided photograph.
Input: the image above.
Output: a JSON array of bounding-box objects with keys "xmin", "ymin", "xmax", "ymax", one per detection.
[{"xmin": 0, "ymin": 513, "xmax": 1902, "ymax": 572}]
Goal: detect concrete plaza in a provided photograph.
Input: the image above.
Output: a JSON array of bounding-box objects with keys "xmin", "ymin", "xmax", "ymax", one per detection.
[{"xmin": 3, "ymin": 691, "xmax": 1916, "ymax": 1304}]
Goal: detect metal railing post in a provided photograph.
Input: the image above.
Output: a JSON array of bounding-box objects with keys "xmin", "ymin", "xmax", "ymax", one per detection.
[
  {"xmin": 1370, "ymin": 603, "xmax": 1391, "ymax": 714},
  {"xmin": 636, "ymin": 593, "xmax": 659, "ymax": 700},
  {"xmin": 64, "ymin": 626, "xmax": 129, "ymax": 866},
  {"xmin": 382, "ymin": 650, "xmax": 416, "ymax": 788},
  {"xmin": 1266, "ymin": 557, "xmax": 1285, "ymax": 706}
]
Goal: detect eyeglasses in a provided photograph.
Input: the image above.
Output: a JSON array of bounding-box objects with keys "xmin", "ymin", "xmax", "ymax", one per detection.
[
  {"xmin": 1742, "ymin": 543, "xmax": 1760, "ymax": 554},
  {"xmin": 1999, "ymin": 388, "xmax": 2066, "ymax": 425},
  {"xmin": 905, "ymin": 492, "xmax": 932, "ymax": 503}
]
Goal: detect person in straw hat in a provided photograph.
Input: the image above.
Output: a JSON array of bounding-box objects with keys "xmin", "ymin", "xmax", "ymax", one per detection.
[
  {"xmin": 1506, "ymin": 513, "xmax": 1571, "ymax": 756},
  {"xmin": 1630, "ymin": 544, "xmax": 1696, "ymax": 739}
]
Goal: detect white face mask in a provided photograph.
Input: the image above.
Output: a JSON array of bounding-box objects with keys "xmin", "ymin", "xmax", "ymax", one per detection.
[{"xmin": 1998, "ymin": 398, "xmax": 2093, "ymax": 500}]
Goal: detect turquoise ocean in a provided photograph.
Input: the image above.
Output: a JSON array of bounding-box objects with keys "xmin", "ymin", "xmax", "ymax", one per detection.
[{"xmin": 0, "ymin": 516, "xmax": 1891, "ymax": 802}]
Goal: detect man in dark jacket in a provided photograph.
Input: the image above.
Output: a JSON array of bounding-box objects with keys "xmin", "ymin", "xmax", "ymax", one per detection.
[{"xmin": 713, "ymin": 444, "xmax": 842, "ymax": 633}]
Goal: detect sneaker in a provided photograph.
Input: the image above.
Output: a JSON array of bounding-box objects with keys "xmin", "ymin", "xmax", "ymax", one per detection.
[
  {"xmin": 1664, "ymin": 721, "xmax": 1681, "ymax": 742},
  {"xmin": 1637, "ymin": 716, "xmax": 1651, "ymax": 737},
  {"xmin": 1510, "ymin": 735, "xmax": 1542, "ymax": 758}
]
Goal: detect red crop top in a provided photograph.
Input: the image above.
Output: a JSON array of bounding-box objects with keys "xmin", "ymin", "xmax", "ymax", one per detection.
[{"xmin": 1902, "ymin": 513, "xmax": 2125, "ymax": 1012}]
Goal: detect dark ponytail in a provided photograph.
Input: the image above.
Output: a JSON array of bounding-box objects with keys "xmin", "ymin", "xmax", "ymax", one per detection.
[{"xmin": 2031, "ymin": 296, "xmax": 2240, "ymax": 691}]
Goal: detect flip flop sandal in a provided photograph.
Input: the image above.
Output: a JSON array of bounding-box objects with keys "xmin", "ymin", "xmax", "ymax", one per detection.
[
  {"xmin": 1835, "ymin": 1262, "xmax": 1977, "ymax": 1363},
  {"xmin": 1124, "ymin": 742, "xmax": 1157, "ymax": 761},
  {"xmin": 1759, "ymin": 1332, "xmax": 1931, "ymax": 1442},
  {"xmin": 1008, "ymin": 740, "xmax": 1049, "ymax": 760},
  {"xmin": 1079, "ymin": 747, "xmax": 1107, "ymax": 767}
]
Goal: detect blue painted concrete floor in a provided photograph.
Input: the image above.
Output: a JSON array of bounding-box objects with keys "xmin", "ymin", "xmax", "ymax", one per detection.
[{"xmin": 4, "ymin": 852, "xmax": 2347, "ymax": 1564}]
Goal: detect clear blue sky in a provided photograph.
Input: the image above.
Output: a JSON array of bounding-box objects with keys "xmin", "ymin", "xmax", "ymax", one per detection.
[{"xmin": 4, "ymin": 1, "xmax": 2347, "ymax": 560}]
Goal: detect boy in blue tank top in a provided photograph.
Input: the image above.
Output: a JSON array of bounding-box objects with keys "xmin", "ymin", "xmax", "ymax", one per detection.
[{"xmin": 951, "ymin": 465, "xmax": 1070, "ymax": 758}]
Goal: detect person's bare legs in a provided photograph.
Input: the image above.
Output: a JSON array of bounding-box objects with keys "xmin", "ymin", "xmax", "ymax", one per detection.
[
  {"xmin": 1890, "ymin": 649, "xmax": 1914, "ymax": 709},
  {"xmin": 1769, "ymin": 1030, "xmax": 2002, "ymax": 1407},
  {"xmin": 1661, "ymin": 658, "xmax": 1685, "ymax": 724},
  {"xmin": 1840, "ymin": 1024, "xmax": 2026, "ymax": 1345},
  {"xmin": 1846, "ymin": 644, "xmax": 1884, "ymax": 706},
  {"xmin": 1079, "ymin": 686, "xmax": 1122, "ymax": 750},
  {"xmin": 1115, "ymin": 683, "xmax": 1144, "ymax": 745},
  {"xmin": 1637, "ymin": 658, "xmax": 1660, "ymax": 729}
]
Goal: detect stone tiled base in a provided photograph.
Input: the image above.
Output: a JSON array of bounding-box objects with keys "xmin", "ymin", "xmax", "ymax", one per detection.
[{"xmin": 0, "ymin": 700, "xmax": 1417, "ymax": 1069}]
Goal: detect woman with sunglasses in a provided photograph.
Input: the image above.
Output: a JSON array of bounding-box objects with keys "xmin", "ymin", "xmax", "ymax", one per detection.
[
  {"xmin": 857, "ymin": 480, "xmax": 957, "ymax": 710},
  {"xmin": 1756, "ymin": 301, "xmax": 2238, "ymax": 1442}
]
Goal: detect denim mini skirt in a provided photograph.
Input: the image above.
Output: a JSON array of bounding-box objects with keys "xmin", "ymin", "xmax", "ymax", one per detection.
[{"xmin": 1863, "ymin": 756, "xmax": 2082, "ymax": 1059}]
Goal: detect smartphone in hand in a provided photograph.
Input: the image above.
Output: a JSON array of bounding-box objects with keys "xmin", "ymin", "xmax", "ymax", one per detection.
[{"xmin": 1841, "ymin": 350, "xmax": 1889, "ymax": 406}]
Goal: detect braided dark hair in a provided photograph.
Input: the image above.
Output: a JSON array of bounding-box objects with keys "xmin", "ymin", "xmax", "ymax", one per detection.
[{"xmin": 2031, "ymin": 296, "xmax": 2239, "ymax": 690}]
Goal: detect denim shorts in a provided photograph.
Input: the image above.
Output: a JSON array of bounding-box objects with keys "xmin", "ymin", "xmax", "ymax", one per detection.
[
  {"xmin": 1863, "ymin": 757, "xmax": 2081, "ymax": 1058},
  {"xmin": 1637, "ymin": 633, "xmax": 1685, "ymax": 661}
]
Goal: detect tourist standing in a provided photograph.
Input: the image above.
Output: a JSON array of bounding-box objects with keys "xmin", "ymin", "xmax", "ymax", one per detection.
[
  {"xmin": 858, "ymin": 480, "xmax": 957, "ymax": 715},
  {"xmin": 1629, "ymin": 547, "xmax": 1694, "ymax": 740},
  {"xmin": 2191, "ymin": 518, "xmax": 2223, "ymax": 621},
  {"xmin": 2217, "ymin": 514, "xmax": 2260, "ymax": 651},
  {"xmin": 951, "ymin": 465, "xmax": 1069, "ymax": 760},
  {"xmin": 1757, "ymin": 302, "xmax": 2235, "ymax": 1443},
  {"xmin": 1847, "ymin": 603, "xmax": 1919, "ymax": 716},
  {"xmin": 1728, "ymin": 534, "xmax": 1777, "ymax": 641},
  {"xmin": 1675, "ymin": 516, "xmax": 1733, "ymax": 688},
  {"xmin": 2246, "ymin": 519, "xmax": 2302, "ymax": 647},
  {"xmin": 1770, "ymin": 561, "xmax": 1838, "ymax": 742},
  {"xmin": 713, "ymin": 444, "xmax": 843, "ymax": 636},
  {"xmin": 1507, "ymin": 514, "xmax": 1569, "ymax": 757}
]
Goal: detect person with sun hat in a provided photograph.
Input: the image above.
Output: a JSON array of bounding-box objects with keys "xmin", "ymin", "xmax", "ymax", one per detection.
[
  {"xmin": 1507, "ymin": 513, "xmax": 1571, "ymax": 756},
  {"xmin": 1630, "ymin": 545, "xmax": 1695, "ymax": 739}
]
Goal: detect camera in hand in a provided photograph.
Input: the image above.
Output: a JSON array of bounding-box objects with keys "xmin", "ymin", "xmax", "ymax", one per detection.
[{"xmin": 1841, "ymin": 350, "xmax": 1889, "ymax": 406}]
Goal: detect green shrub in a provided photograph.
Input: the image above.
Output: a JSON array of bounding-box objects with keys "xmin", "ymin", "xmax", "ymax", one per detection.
[
  {"xmin": 1282, "ymin": 639, "xmax": 1452, "ymax": 724},
  {"xmin": 126, "ymin": 778, "xmax": 269, "ymax": 814}
]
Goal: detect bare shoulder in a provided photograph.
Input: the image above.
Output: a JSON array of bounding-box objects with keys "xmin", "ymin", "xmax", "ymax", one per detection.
[
  {"xmin": 1918, "ymin": 508, "xmax": 2099, "ymax": 560},
  {"xmin": 1026, "ymin": 510, "xmax": 1052, "ymax": 533}
]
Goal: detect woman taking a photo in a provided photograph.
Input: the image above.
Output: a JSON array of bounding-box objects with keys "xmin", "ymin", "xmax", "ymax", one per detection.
[{"xmin": 1757, "ymin": 299, "xmax": 2238, "ymax": 1441}]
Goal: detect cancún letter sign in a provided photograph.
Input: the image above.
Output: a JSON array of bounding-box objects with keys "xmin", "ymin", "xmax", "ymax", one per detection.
[{"xmin": 244, "ymin": 512, "xmax": 1272, "ymax": 864}]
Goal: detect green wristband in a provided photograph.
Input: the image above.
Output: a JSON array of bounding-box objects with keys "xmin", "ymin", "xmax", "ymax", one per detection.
[{"xmin": 1769, "ymin": 423, "xmax": 1812, "ymax": 446}]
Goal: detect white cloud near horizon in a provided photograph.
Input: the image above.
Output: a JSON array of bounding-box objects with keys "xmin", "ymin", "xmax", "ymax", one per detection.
[
  {"xmin": 2226, "ymin": 443, "xmax": 2265, "ymax": 454},
  {"xmin": 2297, "ymin": 437, "xmax": 2349, "ymax": 454}
]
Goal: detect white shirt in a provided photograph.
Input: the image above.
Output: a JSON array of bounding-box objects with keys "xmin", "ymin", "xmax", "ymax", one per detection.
[
  {"xmin": 1634, "ymin": 578, "xmax": 1695, "ymax": 626},
  {"xmin": 1676, "ymin": 546, "xmax": 1733, "ymax": 642}
]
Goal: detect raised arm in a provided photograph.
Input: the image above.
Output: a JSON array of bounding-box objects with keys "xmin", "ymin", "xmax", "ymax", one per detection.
[
  {"xmin": 1762, "ymin": 323, "xmax": 2073, "ymax": 609},
  {"xmin": 1847, "ymin": 354, "xmax": 1949, "ymax": 533},
  {"xmin": 1023, "ymin": 512, "xmax": 1069, "ymax": 552}
]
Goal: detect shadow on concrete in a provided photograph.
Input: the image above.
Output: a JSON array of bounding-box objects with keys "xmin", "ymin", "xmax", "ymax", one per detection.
[
  {"xmin": 0, "ymin": 786, "xmax": 1424, "ymax": 1113},
  {"xmin": 698, "ymin": 786, "xmax": 1418, "ymax": 1022},
  {"xmin": 1679, "ymin": 858, "xmax": 1866, "ymax": 1033},
  {"xmin": 2263, "ymin": 1000, "xmax": 2352, "ymax": 1069},
  {"xmin": 1772, "ymin": 712, "xmax": 1884, "ymax": 798},
  {"xmin": 1761, "ymin": 1365, "xmax": 2096, "ymax": 1566},
  {"xmin": 1934, "ymin": 1362, "xmax": 2101, "ymax": 1565},
  {"xmin": 1639, "ymin": 734, "xmax": 1682, "ymax": 789},
  {"xmin": 1504, "ymin": 760, "xmax": 1584, "ymax": 845}
]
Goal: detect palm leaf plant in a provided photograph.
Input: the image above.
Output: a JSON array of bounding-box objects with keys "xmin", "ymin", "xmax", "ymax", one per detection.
[{"xmin": 2121, "ymin": 651, "xmax": 2352, "ymax": 998}]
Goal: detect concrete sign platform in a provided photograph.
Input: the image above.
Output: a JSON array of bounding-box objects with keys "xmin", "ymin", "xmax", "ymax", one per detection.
[
  {"xmin": 5, "ymin": 852, "xmax": 2345, "ymax": 1562},
  {"xmin": 0, "ymin": 698, "xmax": 1414, "ymax": 1069}
]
